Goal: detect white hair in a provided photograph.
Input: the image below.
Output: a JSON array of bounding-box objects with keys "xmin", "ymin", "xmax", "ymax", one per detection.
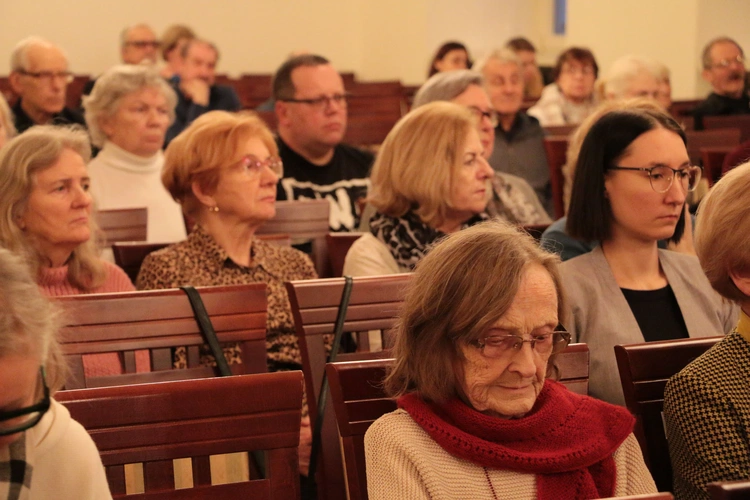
[
  {"xmin": 602, "ymin": 55, "xmax": 660, "ymax": 99},
  {"xmin": 83, "ymin": 64, "xmax": 177, "ymax": 147},
  {"xmin": 119, "ymin": 23, "xmax": 156, "ymax": 48},
  {"xmin": 10, "ymin": 36, "xmax": 67, "ymax": 72},
  {"xmin": 473, "ymin": 48, "xmax": 520, "ymax": 74}
]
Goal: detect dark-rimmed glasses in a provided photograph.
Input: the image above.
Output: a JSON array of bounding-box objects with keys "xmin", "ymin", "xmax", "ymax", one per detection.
[
  {"xmin": 469, "ymin": 331, "xmax": 571, "ymax": 359},
  {"xmin": 712, "ymin": 55, "xmax": 745, "ymax": 68},
  {"xmin": 125, "ymin": 40, "xmax": 161, "ymax": 49},
  {"xmin": 279, "ymin": 93, "xmax": 350, "ymax": 110},
  {"xmin": 468, "ymin": 106, "xmax": 499, "ymax": 128},
  {"xmin": 609, "ymin": 165, "xmax": 702, "ymax": 193},
  {"xmin": 0, "ymin": 367, "xmax": 50, "ymax": 437},
  {"xmin": 231, "ymin": 155, "xmax": 284, "ymax": 178},
  {"xmin": 18, "ymin": 70, "xmax": 74, "ymax": 84}
]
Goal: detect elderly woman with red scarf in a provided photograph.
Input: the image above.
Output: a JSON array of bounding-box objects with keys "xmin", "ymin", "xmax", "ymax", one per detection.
[{"xmin": 365, "ymin": 220, "xmax": 656, "ymax": 499}]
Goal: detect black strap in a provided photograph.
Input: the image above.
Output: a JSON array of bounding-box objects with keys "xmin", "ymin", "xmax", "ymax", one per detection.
[
  {"xmin": 180, "ymin": 286, "xmax": 232, "ymax": 377},
  {"xmin": 307, "ymin": 275, "xmax": 353, "ymax": 490}
]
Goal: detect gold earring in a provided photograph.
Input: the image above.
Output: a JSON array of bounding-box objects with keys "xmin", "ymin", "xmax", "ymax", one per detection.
[{"xmin": 209, "ymin": 205, "xmax": 219, "ymax": 212}]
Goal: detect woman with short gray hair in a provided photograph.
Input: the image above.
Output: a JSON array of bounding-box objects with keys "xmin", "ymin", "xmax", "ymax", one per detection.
[{"xmin": 84, "ymin": 65, "xmax": 186, "ymax": 243}]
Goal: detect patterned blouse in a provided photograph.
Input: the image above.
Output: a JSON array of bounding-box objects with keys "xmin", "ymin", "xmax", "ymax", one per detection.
[{"xmin": 136, "ymin": 225, "xmax": 317, "ymax": 370}]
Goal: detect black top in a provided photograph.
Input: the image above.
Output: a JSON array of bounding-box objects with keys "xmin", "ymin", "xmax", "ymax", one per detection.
[
  {"xmin": 276, "ymin": 137, "xmax": 373, "ymax": 232},
  {"xmin": 692, "ymin": 92, "xmax": 750, "ymax": 129},
  {"xmin": 12, "ymin": 99, "xmax": 87, "ymax": 134},
  {"xmin": 621, "ymin": 284, "xmax": 690, "ymax": 342}
]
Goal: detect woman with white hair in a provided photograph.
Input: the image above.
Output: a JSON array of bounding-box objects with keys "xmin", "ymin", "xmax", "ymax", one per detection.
[
  {"xmin": 84, "ymin": 65, "xmax": 186, "ymax": 243},
  {"xmin": 600, "ymin": 55, "xmax": 661, "ymax": 102}
]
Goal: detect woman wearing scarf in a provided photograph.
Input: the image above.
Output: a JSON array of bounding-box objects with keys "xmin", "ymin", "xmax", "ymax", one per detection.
[
  {"xmin": 365, "ymin": 221, "xmax": 657, "ymax": 499},
  {"xmin": 344, "ymin": 102, "xmax": 495, "ymax": 275}
]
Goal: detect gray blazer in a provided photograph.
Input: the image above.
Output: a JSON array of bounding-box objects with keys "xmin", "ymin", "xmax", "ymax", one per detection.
[{"xmin": 560, "ymin": 246, "xmax": 738, "ymax": 406}]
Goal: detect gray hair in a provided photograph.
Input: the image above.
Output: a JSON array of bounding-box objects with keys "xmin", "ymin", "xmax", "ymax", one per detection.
[
  {"xmin": 602, "ymin": 55, "xmax": 659, "ymax": 99},
  {"xmin": 10, "ymin": 36, "xmax": 67, "ymax": 72},
  {"xmin": 473, "ymin": 48, "xmax": 520, "ymax": 74},
  {"xmin": 83, "ymin": 65, "xmax": 177, "ymax": 147},
  {"xmin": 119, "ymin": 23, "xmax": 156, "ymax": 49},
  {"xmin": 701, "ymin": 36, "xmax": 744, "ymax": 70},
  {"xmin": 413, "ymin": 70, "xmax": 484, "ymax": 108}
]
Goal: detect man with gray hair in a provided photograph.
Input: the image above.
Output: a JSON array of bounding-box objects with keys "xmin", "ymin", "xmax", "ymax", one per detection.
[
  {"xmin": 8, "ymin": 37, "xmax": 86, "ymax": 134},
  {"xmin": 474, "ymin": 49, "xmax": 552, "ymax": 217},
  {"xmin": 693, "ymin": 36, "xmax": 749, "ymax": 126},
  {"xmin": 408, "ymin": 70, "xmax": 550, "ymax": 225}
]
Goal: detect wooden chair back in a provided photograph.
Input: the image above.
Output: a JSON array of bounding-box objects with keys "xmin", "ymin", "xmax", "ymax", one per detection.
[
  {"xmin": 615, "ymin": 336, "xmax": 723, "ymax": 492},
  {"xmin": 66, "ymin": 74, "xmax": 91, "ymax": 109},
  {"xmin": 703, "ymin": 114, "xmax": 750, "ymax": 142},
  {"xmin": 325, "ymin": 343, "xmax": 590, "ymax": 500},
  {"xmin": 326, "ymin": 232, "xmax": 364, "ymax": 277},
  {"xmin": 543, "ymin": 124, "xmax": 578, "ymax": 137},
  {"xmin": 257, "ymin": 199, "xmax": 332, "ymax": 277},
  {"xmin": 542, "ymin": 137, "xmax": 569, "ymax": 219},
  {"xmin": 685, "ymin": 128, "xmax": 741, "ymax": 165},
  {"xmin": 112, "ymin": 242, "xmax": 169, "ymax": 283},
  {"xmin": 57, "ymin": 284, "xmax": 268, "ymax": 389},
  {"xmin": 285, "ymin": 274, "xmax": 411, "ymax": 500},
  {"xmin": 57, "ymin": 371, "xmax": 303, "ymax": 499},
  {"xmin": 700, "ymin": 146, "xmax": 735, "ymax": 186},
  {"xmin": 97, "ymin": 208, "xmax": 148, "ymax": 245},
  {"xmin": 601, "ymin": 494, "xmax": 674, "ymax": 499},
  {"xmin": 707, "ymin": 479, "xmax": 750, "ymax": 499},
  {"xmin": 670, "ymin": 99, "xmax": 702, "ymax": 118}
]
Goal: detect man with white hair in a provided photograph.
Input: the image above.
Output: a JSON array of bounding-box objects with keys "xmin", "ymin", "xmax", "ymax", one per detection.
[
  {"xmin": 693, "ymin": 37, "xmax": 749, "ymax": 127},
  {"xmin": 9, "ymin": 37, "xmax": 85, "ymax": 134},
  {"xmin": 120, "ymin": 24, "xmax": 160, "ymax": 65},
  {"xmin": 475, "ymin": 49, "xmax": 552, "ymax": 217},
  {"xmin": 601, "ymin": 55, "xmax": 661, "ymax": 101}
]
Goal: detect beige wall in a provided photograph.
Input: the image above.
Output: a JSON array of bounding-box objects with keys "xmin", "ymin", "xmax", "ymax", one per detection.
[{"xmin": 0, "ymin": 0, "xmax": 746, "ymax": 97}]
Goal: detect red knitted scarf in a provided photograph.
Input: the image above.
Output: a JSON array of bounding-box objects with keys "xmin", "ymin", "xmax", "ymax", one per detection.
[{"xmin": 398, "ymin": 380, "xmax": 635, "ymax": 500}]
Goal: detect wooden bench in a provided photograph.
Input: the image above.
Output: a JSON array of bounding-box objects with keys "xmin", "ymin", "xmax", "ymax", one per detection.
[
  {"xmin": 97, "ymin": 207, "xmax": 148, "ymax": 245},
  {"xmin": 542, "ymin": 137, "xmax": 568, "ymax": 219}
]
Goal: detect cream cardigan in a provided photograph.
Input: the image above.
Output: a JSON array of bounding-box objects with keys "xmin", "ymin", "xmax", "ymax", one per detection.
[{"xmin": 365, "ymin": 408, "xmax": 657, "ymax": 500}]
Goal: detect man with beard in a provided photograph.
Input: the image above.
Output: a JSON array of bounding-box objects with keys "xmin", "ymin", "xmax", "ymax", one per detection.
[
  {"xmin": 272, "ymin": 54, "xmax": 373, "ymax": 232},
  {"xmin": 693, "ymin": 37, "xmax": 749, "ymax": 128}
]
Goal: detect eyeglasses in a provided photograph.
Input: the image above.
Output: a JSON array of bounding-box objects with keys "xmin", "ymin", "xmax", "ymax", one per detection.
[
  {"xmin": 279, "ymin": 93, "xmax": 349, "ymax": 110},
  {"xmin": 231, "ymin": 155, "xmax": 284, "ymax": 178},
  {"xmin": 0, "ymin": 367, "xmax": 50, "ymax": 437},
  {"xmin": 468, "ymin": 331, "xmax": 571, "ymax": 359},
  {"xmin": 18, "ymin": 70, "xmax": 74, "ymax": 84},
  {"xmin": 561, "ymin": 65, "xmax": 595, "ymax": 76},
  {"xmin": 713, "ymin": 55, "xmax": 745, "ymax": 68},
  {"xmin": 609, "ymin": 165, "xmax": 703, "ymax": 193},
  {"xmin": 468, "ymin": 106, "xmax": 499, "ymax": 128},
  {"xmin": 125, "ymin": 41, "xmax": 161, "ymax": 49}
]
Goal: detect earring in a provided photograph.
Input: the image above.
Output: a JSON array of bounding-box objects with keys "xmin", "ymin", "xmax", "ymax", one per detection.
[{"xmin": 209, "ymin": 205, "xmax": 219, "ymax": 212}]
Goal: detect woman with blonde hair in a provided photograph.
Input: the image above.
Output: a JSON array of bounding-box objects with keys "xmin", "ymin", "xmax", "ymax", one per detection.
[
  {"xmin": 0, "ymin": 126, "xmax": 133, "ymax": 296},
  {"xmin": 0, "ymin": 247, "xmax": 111, "ymax": 498},
  {"xmin": 159, "ymin": 24, "xmax": 196, "ymax": 80},
  {"xmin": 344, "ymin": 101, "xmax": 494, "ymax": 275}
]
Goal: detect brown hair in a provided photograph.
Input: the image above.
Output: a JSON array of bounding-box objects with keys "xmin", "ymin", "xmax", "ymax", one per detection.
[
  {"xmin": 694, "ymin": 161, "xmax": 750, "ymax": 302},
  {"xmin": 162, "ymin": 110, "xmax": 277, "ymax": 217},
  {"xmin": 368, "ymin": 102, "xmax": 475, "ymax": 229},
  {"xmin": 384, "ymin": 220, "xmax": 565, "ymax": 403},
  {"xmin": 552, "ymin": 47, "xmax": 599, "ymax": 80},
  {"xmin": 160, "ymin": 24, "xmax": 196, "ymax": 61},
  {"xmin": 428, "ymin": 41, "xmax": 472, "ymax": 78}
]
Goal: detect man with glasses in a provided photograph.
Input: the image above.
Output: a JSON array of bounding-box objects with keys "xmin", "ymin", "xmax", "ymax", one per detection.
[
  {"xmin": 8, "ymin": 37, "xmax": 86, "ymax": 134},
  {"xmin": 272, "ymin": 54, "xmax": 373, "ymax": 232},
  {"xmin": 694, "ymin": 36, "xmax": 749, "ymax": 127},
  {"xmin": 164, "ymin": 39, "xmax": 240, "ymax": 146}
]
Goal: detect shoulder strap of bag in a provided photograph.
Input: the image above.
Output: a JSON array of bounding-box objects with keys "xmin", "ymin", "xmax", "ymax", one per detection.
[{"xmin": 180, "ymin": 286, "xmax": 232, "ymax": 377}]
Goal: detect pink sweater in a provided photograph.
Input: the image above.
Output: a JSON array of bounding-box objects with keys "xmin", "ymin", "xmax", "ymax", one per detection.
[
  {"xmin": 39, "ymin": 260, "xmax": 144, "ymax": 377},
  {"xmin": 38, "ymin": 260, "xmax": 135, "ymax": 296}
]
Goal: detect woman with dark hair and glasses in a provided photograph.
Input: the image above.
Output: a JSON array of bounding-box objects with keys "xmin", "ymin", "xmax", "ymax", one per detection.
[
  {"xmin": 365, "ymin": 220, "xmax": 656, "ymax": 499},
  {"xmin": 0, "ymin": 247, "xmax": 111, "ymax": 498},
  {"xmin": 561, "ymin": 108, "xmax": 738, "ymax": 406}
]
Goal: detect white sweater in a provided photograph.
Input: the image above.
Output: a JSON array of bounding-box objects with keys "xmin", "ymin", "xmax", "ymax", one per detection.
[{"xmin": 88, "ymin": 142, "xmax": 187, "ymax": 243}]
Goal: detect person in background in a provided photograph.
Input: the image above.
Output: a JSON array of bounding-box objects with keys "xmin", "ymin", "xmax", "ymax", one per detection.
[
  {"xmin": 664, "ymin": 161, "xmax": 750, "ymax": 500},
  {"xmin": 600, "ymin": 55, "xmax": 661, "ymax": 101},
  {"xmin": 653, "ymin": 61, "xmax": 673, "ymax": 111},
  {"xmin": 560, "ymin": 108, "xmax": 737, "ymax": 406},
  {"xmin": 411, "ymin": 70, "xmax": 550, "ymax": 226},
  {"xmin": 273, "ymin": 54, "xmax": 373, "ymax": 231},
  {"xmin": 693, "ymin": 37, "xmax": 749, "ymax": 128},
  {"xmin": 0, "ymin": 247, "xmax": 112, "ymax": 499},
  {"xmin": 365, "ymin": 221, "xmax": 657, "ymax": 499},
  {"xmin": 159, "ymin": 24, "xmax": 196, "ymax": 80},
  {"xmin": 8, "ymin": 37, "xmax": 86, "ymax": 134},
  {"xmin": 84, "ymin": 65, "xmax": 187, "ymax": 243},
  {"xmin": 528, "ymin": 47, "xmax": 599, "ymax": 126},
  {"xmin": 506, "ymin": 37, "xmax": 545, "ymax": 100},
  {"xmin": 165, "ymin": 39, "xmax": 241, "ymax": 146},
  {"xmin": 427, "ymin": 41, "xmax": 472, "ymax": 78},
  {"xmin": 475, "ymin": 48, "xmax": 552, "ymax": 217},
  {"xmin": 343, "ymin": 102, "xmax": 494, "ymax": 276},
  {"xmin": 0, "ymin": 94, "xmax": 17, "ymax": 148}
]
